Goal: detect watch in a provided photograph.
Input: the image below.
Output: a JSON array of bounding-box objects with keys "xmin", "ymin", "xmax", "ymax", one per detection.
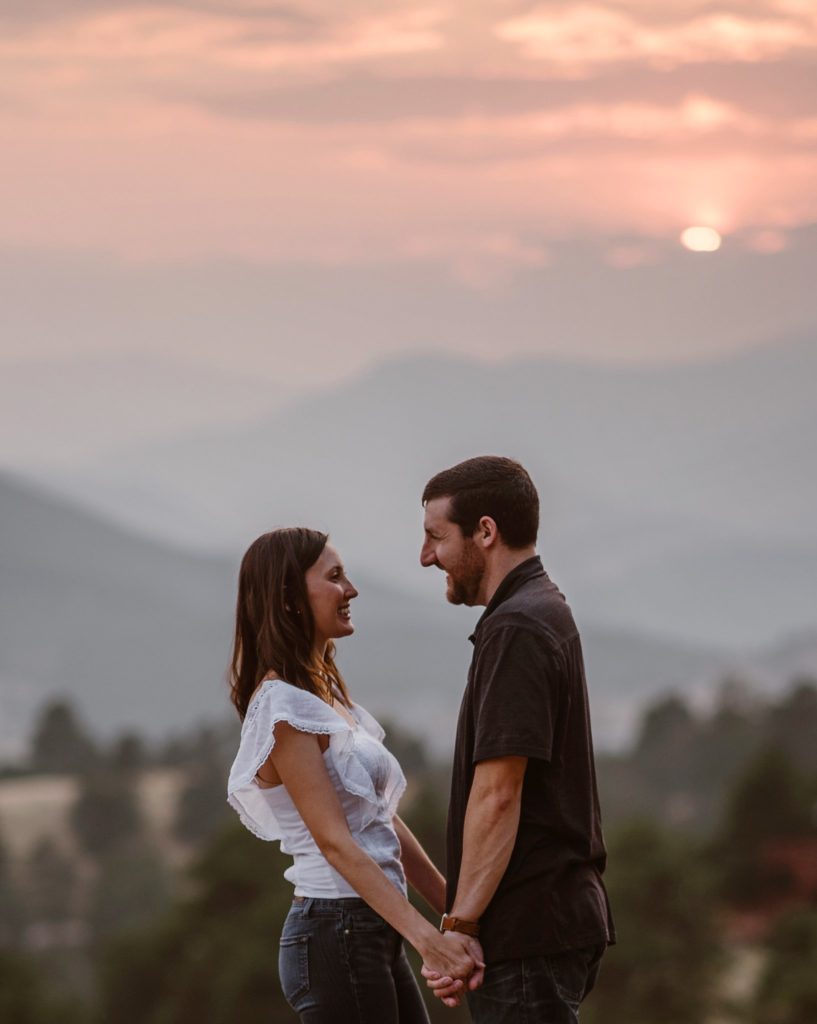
[{"xmin": 439, "ymin": 913, "xmax": 480, "ymax": 937}]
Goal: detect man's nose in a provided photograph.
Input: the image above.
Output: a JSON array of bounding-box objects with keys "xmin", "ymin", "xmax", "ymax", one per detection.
[{"xmin": 420, "ymin": 544, "xmax": 435, "ymax": 568}]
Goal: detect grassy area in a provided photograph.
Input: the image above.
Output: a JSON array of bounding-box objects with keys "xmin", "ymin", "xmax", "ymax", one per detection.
[{"xmin": 0, "ymin": 769, "xmax": 188, "ymax": 866}]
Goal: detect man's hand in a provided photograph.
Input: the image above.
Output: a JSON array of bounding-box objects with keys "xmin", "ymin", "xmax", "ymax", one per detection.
[
  {"xmin": 421, "ymin": 936, "xmax": 485, "ymax": 1008},
  {"xmin": 421, "ymin": 756, "xmax": 524, "ymax": 1006}
]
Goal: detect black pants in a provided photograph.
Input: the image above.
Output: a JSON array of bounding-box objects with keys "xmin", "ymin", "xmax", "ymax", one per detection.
[
  {"xmin": 278, "ymin": 897, "xmax": 430, "ymax": 1023},
  {"xmin": 467, "ymin": 944, "xmax": 605, "ymax": 1024}
]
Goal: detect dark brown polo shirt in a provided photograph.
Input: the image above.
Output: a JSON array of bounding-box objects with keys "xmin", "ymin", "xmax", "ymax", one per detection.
[{"xmin": 445, "ymin": 556, "xmax": 615, "ymax": 963}]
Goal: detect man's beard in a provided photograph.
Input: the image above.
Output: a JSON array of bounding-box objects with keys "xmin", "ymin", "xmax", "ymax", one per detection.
[{"xmin": 446, "ymin": 543, "xmax": 485, "ymax": 606}]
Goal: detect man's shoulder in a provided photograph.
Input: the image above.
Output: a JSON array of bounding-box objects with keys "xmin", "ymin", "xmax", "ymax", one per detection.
[{"xmin": 482, "ymin": 577, "xmax": 579, "ymax": 647}]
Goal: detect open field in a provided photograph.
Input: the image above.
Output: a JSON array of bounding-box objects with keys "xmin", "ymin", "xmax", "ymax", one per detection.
[{"xmin": 0, "ymin": 769, "xmax": 188, "ymax": 866}]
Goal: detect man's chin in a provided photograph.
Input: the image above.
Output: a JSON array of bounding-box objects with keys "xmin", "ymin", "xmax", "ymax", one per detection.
[{"xmin": 446, "ymin": 584, "xmax": 474, "ymax": 607}]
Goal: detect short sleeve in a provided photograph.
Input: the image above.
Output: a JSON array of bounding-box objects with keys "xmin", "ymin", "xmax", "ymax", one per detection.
[
  {"xmin": 226, "ymin": 680, "xmax": 404, "ymax": 841},
  {"xmin": 471, "ymin": 625, "xmax": 559, "ymax": 764},
  {"xmin": 226, "ymin": 681, "xmax": 350, "ymax": 841}
]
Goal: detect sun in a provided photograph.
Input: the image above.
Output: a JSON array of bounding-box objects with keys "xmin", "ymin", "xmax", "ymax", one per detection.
[{"xmin": 681, "ymin": 226, "xmax": 722, "ymax": 252}]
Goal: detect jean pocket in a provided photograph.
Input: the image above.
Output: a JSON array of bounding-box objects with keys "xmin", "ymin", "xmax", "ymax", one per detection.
[
  {"xmin": 347, "ymin": 907, "xmax": 388, "ymax": 933},
  {"xmin": 476, "ymin": 959, "xmax": 523, "ymax": 1007},
  {"xmin": 279, "ymin": 934, "xmax": 310, "ymax": 1007},
  {"xmin": 545, "ymin": 949, "xmax": 591, "ymax": 1009}
]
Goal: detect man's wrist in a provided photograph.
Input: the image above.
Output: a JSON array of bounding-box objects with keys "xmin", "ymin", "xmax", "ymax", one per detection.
[{"xmin": 439, "ymin": 912, "xmax": 480, "ymax": 937}]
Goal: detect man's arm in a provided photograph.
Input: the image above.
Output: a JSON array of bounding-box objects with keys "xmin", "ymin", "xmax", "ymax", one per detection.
[
  {"xmin": 422, "ymin": 754, "xmax": 527, "ymax": 1006},
  {"xmin": 449, "ymin": 754, "xmax": 527, "ymax": 920}
]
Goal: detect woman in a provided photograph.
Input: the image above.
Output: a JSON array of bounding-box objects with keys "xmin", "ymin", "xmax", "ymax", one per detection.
[{"xmin": 226, "ymin": 528, "xmax": 481, "ymax": 1022}]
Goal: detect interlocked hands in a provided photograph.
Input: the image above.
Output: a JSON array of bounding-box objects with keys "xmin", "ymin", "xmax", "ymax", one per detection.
[{"xmin": 421, "ymin": 933, "xmax": 486, "ymax": 1009}]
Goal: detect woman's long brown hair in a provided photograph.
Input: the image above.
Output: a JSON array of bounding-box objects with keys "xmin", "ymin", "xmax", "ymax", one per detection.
[{"xmin": 229, "ymin": 528, "xmax": 352, "ymax": 720}]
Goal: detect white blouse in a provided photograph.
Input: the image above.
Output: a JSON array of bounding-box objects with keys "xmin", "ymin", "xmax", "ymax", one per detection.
[{"xmin": 226, "ymin": 679, "xmax": 407, "ymax": 898}]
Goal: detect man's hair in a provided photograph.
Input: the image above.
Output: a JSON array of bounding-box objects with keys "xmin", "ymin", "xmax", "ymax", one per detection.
[{"xmin": 422, "ymin": 456, "xmax": 539, "ymax": 549}]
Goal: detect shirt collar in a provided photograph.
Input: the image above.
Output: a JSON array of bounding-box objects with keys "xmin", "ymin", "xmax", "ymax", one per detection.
[{"xmin": 469, "ymin": 555, "xmax": 545, "ymax": 644}]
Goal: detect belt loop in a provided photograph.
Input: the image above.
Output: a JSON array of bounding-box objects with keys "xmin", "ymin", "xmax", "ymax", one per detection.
[{"xmin": 302, "ymin": 898, "xmax": 314, "ymax": 918}]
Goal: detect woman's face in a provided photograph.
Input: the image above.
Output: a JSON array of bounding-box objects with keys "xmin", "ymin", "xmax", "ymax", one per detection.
[{"xmin": 304, "ymin": 542, "xmax": 358, "ymax": 652}]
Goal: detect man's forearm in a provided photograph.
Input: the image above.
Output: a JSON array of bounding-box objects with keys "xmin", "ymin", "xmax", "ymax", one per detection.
[{"xmin": 450, "ymin": 760, "xmax": 525, "ymax": 921}]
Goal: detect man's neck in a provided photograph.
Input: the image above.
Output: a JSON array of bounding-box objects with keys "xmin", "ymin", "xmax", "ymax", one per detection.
[{"xmin": 478, "ymin": 547, "xmax": 537, "ymax": 606}]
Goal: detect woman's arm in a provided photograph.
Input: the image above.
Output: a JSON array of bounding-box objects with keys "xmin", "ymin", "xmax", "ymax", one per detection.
[
  {"xmin": 392, "ymin": 814, "xmax": 446, "ymax": 916},
  {"xmin": 269, "ymin": 721, "xmax": 480, "ymax": 983}
]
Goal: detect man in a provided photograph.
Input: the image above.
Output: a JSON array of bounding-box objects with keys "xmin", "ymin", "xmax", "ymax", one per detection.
[{"xmin": 419, "ymin": 456, "xmax": 614, "ymax": 1022}]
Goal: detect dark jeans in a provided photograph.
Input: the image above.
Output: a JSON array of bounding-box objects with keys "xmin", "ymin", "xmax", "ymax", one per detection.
[
  {"xmin": 467, "ymin": 944, "xmax": 605, "ymax": 1024},
  {"xmin": 278, "ymin": 896, "xmax": 430, "ymax": 1024}
]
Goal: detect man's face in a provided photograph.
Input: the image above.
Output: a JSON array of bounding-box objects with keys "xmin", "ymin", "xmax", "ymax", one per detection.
[{"xmin": 420, "ymin": 497, "xmax": 486, "ymax": 606}]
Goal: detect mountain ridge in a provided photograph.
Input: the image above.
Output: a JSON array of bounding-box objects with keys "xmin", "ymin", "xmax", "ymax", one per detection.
[
  {"xmin": 24, "ymin": 331, "xmax": 816, "ymax": 649},
  {"xmin": 0, "ymin": 470, "xmax": 755, "ymax": 758}
]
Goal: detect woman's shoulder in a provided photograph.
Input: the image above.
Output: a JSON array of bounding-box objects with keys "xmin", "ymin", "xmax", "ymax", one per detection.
[{"xmin": 246, "ymin": 678, "xmax": 351, "ymax": 735}]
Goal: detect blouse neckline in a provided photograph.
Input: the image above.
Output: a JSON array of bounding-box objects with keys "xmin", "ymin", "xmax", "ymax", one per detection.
[{"xmin": 251, "ymin": 677, "xmax": 360, "ymax": 733}]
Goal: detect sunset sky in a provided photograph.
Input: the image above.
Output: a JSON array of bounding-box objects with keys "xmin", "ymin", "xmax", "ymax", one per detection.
[{"xmin": 2, "ymin": 0, "xmax": 816, "ymax": 400}]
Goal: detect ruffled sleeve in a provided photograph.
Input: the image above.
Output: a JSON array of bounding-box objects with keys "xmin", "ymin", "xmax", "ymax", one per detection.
[
  {"xmin": 226, "ymin": 680, "xmax": 405, "ymax": 842},
  {"xmin": 352, "ymin": 702, "xmax": 386, "ymax": 743},
  {"xmin": 352, "ymin": 702, "xmax": 406, "ymax": 819}
]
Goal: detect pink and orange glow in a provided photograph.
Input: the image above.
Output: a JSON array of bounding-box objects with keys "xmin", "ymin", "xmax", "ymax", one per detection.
[{"xmin": 1, "ymin": 1, "xmax": 815, "ymax": 275}]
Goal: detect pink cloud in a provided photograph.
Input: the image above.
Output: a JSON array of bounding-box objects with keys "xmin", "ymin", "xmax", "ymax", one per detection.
[
  {"xmin": 604, "ymin": 242, "xmax": 662, "ymax": 269},
  {"xmin": 399, "ymin": 231, "xmax": 551, "ymax": 288},
  {"xmin": 3, "ymin": 93, "xmax": 814, "ymax": 268},
  {"xmin": 742, "ymin": 227, "xmax": 789, "ymax": 252},
  {"xmin": 0, "ymin": 1, "xmax": 815, "ymax": 276},
  {"xmin": 385, "ymin": 94, "xmax": 769, "ymax": 147},
  {"xmin": 0, "ymin": 6, "xmax": 446, "ymax": 79},
  {"xmin": 496, "ymin": 4, "xmax": 817, "ymax": 72}
]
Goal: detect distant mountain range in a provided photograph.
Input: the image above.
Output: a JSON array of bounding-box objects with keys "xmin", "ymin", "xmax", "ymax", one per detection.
[
  {"xmin": 30, "ymin": 334, "xmax": 817, "ymax": 650},
  {"xmin": 2, "ymin": 472, "xmax": 813, "ymax": 761},
  {"xmin": 0, "ymin": 355, "xmax": 288, "ymax": 468}
]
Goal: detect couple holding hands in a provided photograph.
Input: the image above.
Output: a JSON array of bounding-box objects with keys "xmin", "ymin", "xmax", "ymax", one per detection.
[{"xmin": 227, "ymin": 456, "xmax": 615, "ymax": 1023}]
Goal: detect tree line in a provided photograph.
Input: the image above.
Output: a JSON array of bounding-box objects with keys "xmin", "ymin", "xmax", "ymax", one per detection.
[{"xmin": 1, "ymin": 679, "xmax": 816, "ymax": 1023}]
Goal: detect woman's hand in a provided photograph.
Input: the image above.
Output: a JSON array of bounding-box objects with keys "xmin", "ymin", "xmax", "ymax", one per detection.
[
  {"xmin": 418, "ymin": 932, "xmax": 485, "ymax": 1007},
  {"xmin": 421, "ymin": 936, "xmax": 485, "ymax": 1008}
]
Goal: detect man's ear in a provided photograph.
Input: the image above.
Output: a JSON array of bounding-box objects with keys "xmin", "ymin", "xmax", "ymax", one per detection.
[{"xmin": 475, "ymin": 516, "xmax": 499, "ymax": 548}]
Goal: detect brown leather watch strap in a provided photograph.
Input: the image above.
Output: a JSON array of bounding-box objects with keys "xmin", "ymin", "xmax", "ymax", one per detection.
[{"xmin": 439, "ymin": 913, "xmax": 480, "ymax": 937}]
